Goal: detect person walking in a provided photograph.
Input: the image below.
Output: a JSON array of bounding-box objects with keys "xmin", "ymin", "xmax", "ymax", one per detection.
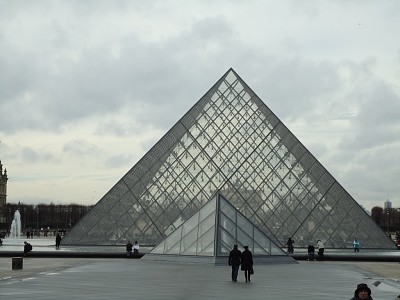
[
  {"xmin": 353, "ymin": 238, "xmax": 360, "ymax": 253},
  {"xmin": 241, "ymin": 246, "xmax": 253, "ymax": 282},
  {"xmin": 228, "ymin": 244, "xmax": 241, "ymax": 282},
  {"xmin": 350, "ymin": 283, "xmax": 373, "ymax": 300},
  {"xmin": 55, "ymin": 233, "xmax": 62, "ymax": 249}
]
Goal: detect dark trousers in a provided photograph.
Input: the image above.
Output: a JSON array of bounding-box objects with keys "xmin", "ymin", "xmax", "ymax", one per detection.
[
  {"xmin": 318, "ymin": 248, "xmax": 324, "ymax": 258},
  {"xmin": 244, "ymin": 269, "xmax": 251, "ymax": 282},
  {"xmin": 231, "ymin": 264, "xmax": 239, "ymax": 281}
]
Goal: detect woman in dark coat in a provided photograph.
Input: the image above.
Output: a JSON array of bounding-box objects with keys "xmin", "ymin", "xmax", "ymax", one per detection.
[{"xmin": 241, "ymin": 246, "xmax": 253, "ymax": 282}]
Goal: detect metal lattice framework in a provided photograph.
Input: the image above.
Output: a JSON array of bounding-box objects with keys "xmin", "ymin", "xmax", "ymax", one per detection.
[
  {"xmin": 62, "ymin": 69, "xmax": 395, "ymax": 249},
  {"xmin": 150, "ymin": 192, "xmax": 287, "ymax": 256}
]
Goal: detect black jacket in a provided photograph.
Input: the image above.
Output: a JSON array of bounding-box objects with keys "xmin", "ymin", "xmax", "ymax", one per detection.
[
  {"xmin": 228, "ymin": 248, "xmax": 241, "ymax": 266},
  {"xmin": 241, "ymin": 249, "xmax": 253, "ymax": 269}
]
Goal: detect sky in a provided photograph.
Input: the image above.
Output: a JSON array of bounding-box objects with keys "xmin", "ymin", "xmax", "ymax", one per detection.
[{"xmin": 0, "ymin": 0, "xmax": 399, "ymax": 210}]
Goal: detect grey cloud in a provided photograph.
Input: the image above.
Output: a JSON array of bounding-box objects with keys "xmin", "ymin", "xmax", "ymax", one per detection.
[
  {"xmin": 338, "ymin": 81, "xmax": 400, "ymax": 151},
  {"xmin": 0, "ymin": 1, "xmax": 172, "ymax": 133},
  {"xmin": 94, "ymin": 119, "xmax": 134, "ymax": 137},
  {"xmin": 63, "ymin": 139, "xmax": 100, "ymax": 156},
  {"xmin": 1, "ymin": 4, "xmax": 353, "ymax": 135},
  {"xmin": 255, "ymin": 59, "xmax": 342, "ymax": 120},
  {"xmin": 21, "ymin": 147, "xmax": 54, "ymax": 163},
  {"xmin": 338, "ymin": 145, "xmax": 399, "ymax": 203},
  {"xmin": 104, "ymin": 154, "xmax": 133, "ymax": 169}
]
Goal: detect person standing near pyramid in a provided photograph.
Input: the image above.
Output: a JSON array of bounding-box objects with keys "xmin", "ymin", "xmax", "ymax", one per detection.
[
  {"xmin": 228, "ymin": 244, "xmax": 241, "ymax": 282},
  {"xmin": 133, "ymin": 240, "xmax": 139, "ymax": 256},
  {"xmin": 317, "ymin": 240, "xmax": 325, "ymax": 259},
  {"xmin": 307, "ymin": 243, "xmax": 315, "ymax": 261},
  {"xmin": 353, "ymin": 238, "xmax": 360, "ymax": 252},
  {"xmin": 55, "ymin": 233, "xmax": 62, "ymax": 249},
  {"xmin": 285, "ymin": 237, "xmax": 294, "ymax": 254},
  {"xmin": 126, "ymin": 241, "xmax": 133, "ymax": 257}
]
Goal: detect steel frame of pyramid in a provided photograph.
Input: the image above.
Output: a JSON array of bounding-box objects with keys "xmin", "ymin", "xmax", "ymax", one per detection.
[
  {"xmin": 144, "ymin": 191, "xmax": 294, "ymax": 265},
  {"xmin": 62, "ymin": 68, "xmax": 395, "ymax": 249}
]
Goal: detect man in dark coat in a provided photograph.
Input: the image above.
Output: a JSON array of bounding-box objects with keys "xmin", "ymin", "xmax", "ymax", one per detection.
[
  {"xmin": 126, "ymin": 241, "xmax": 133, "ymax": 257},
  {"xmin": 55, "ymin": 233, "xmax": 62, "ymax": 249},
  {"xmin": 307, "ymin": 243, "xmax": 315, "ymax": 261},
  {"xmin": 228, "ymin": 244, "xmax": 241, "ymax": 282},
  {"xmin": 241, "ymin": 245, "xmax": 253, "ymax": 282},
  {"xmin": 285, "ymin": 237, "xmax": 294, "ymax": 254}
]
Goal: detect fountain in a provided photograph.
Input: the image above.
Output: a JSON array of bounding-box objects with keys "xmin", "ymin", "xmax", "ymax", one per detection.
[{"xmin": 9, "ymin": 209, "xmax": 21, "ymax": 239}]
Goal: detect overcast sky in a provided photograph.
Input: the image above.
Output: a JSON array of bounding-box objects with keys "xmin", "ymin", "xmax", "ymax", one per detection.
[{"xmin": 1, "ymin": 0, "xmax": 399, "ymax": 210}]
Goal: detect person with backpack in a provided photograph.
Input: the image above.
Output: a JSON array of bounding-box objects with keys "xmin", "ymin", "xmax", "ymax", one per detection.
[{"xmin": 23, "ymin": 241, "xmax": 32, "ymax": 256}]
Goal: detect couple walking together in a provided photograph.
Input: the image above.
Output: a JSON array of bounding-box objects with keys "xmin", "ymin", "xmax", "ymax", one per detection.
[{"xmin": 228, "ymin": 244, "xmax": 253, "ymax": 282}]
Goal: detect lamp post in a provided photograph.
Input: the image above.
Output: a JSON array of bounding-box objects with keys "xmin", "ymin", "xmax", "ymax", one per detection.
[
  {"xmin": 65, "ymin": 207, "xmax": 69, "ymax": 229},
  {"xmin": 23, "ymin": 207, "xmax": 26, "ymax": 231},
  {"xmin": 68, "ymin": 206, "xmax": 72, "ymax": 229},
  {"xmin": 36, "ymin": 206, "xmax": 39, "ymax": 232}
]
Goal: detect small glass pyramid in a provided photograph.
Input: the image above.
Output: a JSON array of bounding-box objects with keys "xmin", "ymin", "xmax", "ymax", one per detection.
[
  {"xmin": 150, "ymin": 191, "xmax": 287, "ymax": 257},
  {"xmin": 144, "ymin": 192, "xmax": 294, "ymax": 264}
]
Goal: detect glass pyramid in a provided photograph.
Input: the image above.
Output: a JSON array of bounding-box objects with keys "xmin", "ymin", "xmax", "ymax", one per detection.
[
  {"xmin": 144, "ymin": 192, "xmax": 293, "ymax": 264},
  {"xmin": 62, "ymin": 68, "xmax": 395, "ymax": 249},
  {"xmin": 149, "ymin": 192, "xmax": 287, "ymax": 257}
]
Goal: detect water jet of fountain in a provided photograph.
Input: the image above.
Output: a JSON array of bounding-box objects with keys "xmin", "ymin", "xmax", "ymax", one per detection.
[{"xmin": 9, "ymin": 209, "xmax": 21, "ymax": 239}]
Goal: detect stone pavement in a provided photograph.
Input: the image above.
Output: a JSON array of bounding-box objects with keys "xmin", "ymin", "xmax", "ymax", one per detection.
[{"xmin": 1, "ymin": 257, "xmax": 400, "ymax": 300}]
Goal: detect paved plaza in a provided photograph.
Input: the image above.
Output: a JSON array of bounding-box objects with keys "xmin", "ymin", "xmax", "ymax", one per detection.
[
  {"xmin": 1, "ymin": 256, "xmax": 400, "ymax": 300},
  {"xmin": 1, "ymin": 238, "xmax": 399, "ymax": 299}
]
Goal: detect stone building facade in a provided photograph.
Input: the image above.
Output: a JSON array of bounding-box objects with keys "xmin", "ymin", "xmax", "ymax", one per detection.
[{"xmin": 0, "ymin": 161, "xmax": 8, "ymax": 226}]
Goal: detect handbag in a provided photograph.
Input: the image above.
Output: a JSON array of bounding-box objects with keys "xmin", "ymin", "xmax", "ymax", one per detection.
[{"xmin": 250, "ymin": 267, "xmax": 254, "ymax": 275}]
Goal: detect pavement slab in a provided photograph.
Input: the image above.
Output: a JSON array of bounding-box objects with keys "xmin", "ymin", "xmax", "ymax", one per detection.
[{"xmin": 1, "ymin": 258, "xmax": 400, "ymax": 300}]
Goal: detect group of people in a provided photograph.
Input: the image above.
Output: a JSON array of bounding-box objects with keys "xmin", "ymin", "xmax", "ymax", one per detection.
[
  {"xmin": 307, "ymin": 239, "xmax": 325, "ymax": 260},
  {"xmin": 285, "ymin": 237, "xmax": 325, "ymax": 260},
  {"xmin": 228, "ymin": 244, "xmax": 253, "ymax": 282},
  {"xmin": 126, "ymin": 240, "xmax": 140, "ymax": 257},
  {"xmin": 287, "ymin": 238, "xmax": 363, "ymax": 260},
  {"xmin": 20, "ymin": 232, "xmax": 62, "ymax": 255}
]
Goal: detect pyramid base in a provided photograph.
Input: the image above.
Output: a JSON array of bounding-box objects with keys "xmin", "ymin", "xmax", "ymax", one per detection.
[{"xmin": 142, "ymin": 253, "xmax": 297, "ymax": 265}]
